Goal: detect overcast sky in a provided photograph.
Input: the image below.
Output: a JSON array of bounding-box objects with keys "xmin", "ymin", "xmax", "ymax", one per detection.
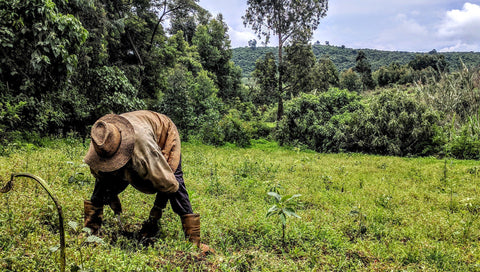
[{"xmin": 197, "ymin": 0, "xmax": 480, "ymax": 52}]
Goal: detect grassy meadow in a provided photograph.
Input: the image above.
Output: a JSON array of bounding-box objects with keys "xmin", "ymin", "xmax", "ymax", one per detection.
[{"xmin": 0, "ymin": 138, "xmax": 480, "ymax": 271}]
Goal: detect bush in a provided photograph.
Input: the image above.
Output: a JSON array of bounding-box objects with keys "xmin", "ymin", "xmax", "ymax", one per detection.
[
  {"xmin": 158, "ymin": 66, "xmax": 223, "ymax": 140},
  {"xmin": 446, "ymin": 115, "xmax": 480, "ymax": 160},
  {"xmin": 347, "ymin": 89, "xmax": 440, "ymax": 156},
  {"xmin": 251, "ymin": 120, "xmax": 273, "ymax": 140},
  {"xmin": 196, "ymin": 109, "xmax": 225, "ymax": 146},
  {"xmin": 88, "ymin": 66, "xmax": 146, "ymax": 118},
  {"xmin": 339, "ymin": 69, "xmax": 363, "ymax": 93},
  {"xmin": 218, "ymin": 109, "xmax": 252, "ymax": 147},
  {"xmin": 277, "ymin": 88, "xmax": 362, "ymax": 152}
]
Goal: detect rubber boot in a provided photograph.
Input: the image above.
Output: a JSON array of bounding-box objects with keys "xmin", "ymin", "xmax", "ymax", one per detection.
[
  {"xmin": 181, "ymin": 213, "xmax": 214, "ymax": 255},
  {"xmin": 84, "ymin": 200, "xmax": 103, "ymax": 235},
  {"xmin": 139, "ymin": 205, "xmax": 162, "ymax": 238}
]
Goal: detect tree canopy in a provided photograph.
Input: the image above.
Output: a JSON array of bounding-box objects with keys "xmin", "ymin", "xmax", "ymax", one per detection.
[{"xmin": 243, "ymin": 0, "xmax": 328, "ymax": 120}]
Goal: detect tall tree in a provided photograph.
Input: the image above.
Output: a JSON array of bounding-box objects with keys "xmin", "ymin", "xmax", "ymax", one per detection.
[
  {"xmin": 0, "ymin": 0, "xmax": 88, "ymax": 132},
  {"xmin": 243, "ymin": 0, "xmax": 328, "ymax": 121},
  {"xmin": 148, "ymin": 0, "xmax": 200, "ymax": 50},
  {"xmin": 283, "ymin": 40, "xmax": 316, "ymax": 97},
  {"xmin": 193, "ymin": 14, "xmax": 242, "ymax": 102},
  {"xmin": 252, "ymin": 52, "xmax": 278, "ymax": 106},
  {"xmin": 354, "ymin": 50, "xmax": 375, "ymax": 91},
  {"xmin": 312, "ymin": 55, "xmax": 339, "ymax": 92}
]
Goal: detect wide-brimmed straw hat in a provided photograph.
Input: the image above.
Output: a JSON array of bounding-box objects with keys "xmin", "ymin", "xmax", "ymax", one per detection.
[{"xmin": 84, "ymin": 114, "xmax": 135, "ymax": 172}]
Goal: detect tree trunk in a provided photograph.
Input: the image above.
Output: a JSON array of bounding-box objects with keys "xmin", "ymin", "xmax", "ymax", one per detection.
[{"xmin": 276, "ymin": 34, "xmax": 284, "ymax": 121}]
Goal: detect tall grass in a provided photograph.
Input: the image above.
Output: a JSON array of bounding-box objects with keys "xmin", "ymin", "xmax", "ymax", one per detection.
[
  {"xmin": 0, "ymin": 138, "xmax": 479, "ymax": 271},
  {"xmin": 415, "ymin": 65, "xmax": 480, "ymax": 126}
]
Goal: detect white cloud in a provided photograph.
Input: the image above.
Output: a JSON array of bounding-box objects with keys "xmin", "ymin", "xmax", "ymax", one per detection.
[
  {"xmin": 438, "ymin": 3, "xmax": 480, "ymax": 41},
  {"xmin": 228, "ymin": 25, "xmax": 257, "ymax": 48},
  {"xmin": 439, "ymin": 42, "xmax": 480, "ymax": 52},
  {"xmin": 199, "ymin": 0, "xmax": 480, "ymax": 51},
  {"xmin": 368, "ymin": 13, "xmax": 433, "ymax": 51}
]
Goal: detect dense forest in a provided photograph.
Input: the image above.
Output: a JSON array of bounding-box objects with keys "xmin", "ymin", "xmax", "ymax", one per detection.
[{"xmin": 233, "ymin": 44, "xmax": 480, "ymax": 77}]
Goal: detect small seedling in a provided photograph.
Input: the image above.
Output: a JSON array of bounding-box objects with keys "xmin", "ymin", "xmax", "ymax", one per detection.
[
  {"xmin": 67, "ymin": 161, "xmax": 89, "ymax": 185},
  {"xmin": 266, "ymin": 192, "xmax": 301, "ymax": 247},
  {"xmin": 67, "ymin": 220, "xmax": 104, "ymax": 272}
]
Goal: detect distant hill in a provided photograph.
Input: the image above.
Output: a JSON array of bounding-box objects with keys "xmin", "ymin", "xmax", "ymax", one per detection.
[{"xmin": 232, "ymin": 45, "xmax": 480, "ymax": 78}]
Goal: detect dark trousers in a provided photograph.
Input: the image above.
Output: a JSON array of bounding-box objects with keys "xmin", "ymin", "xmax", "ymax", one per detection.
[{"xmin": 90, "ymin": 159, "xmax": 193, "ymax": 216}]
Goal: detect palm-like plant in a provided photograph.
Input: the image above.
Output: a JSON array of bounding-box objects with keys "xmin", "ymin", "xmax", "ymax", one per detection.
[{"xmin": 266, "ymin": 192, "xmax": 301, "ymax": 247}]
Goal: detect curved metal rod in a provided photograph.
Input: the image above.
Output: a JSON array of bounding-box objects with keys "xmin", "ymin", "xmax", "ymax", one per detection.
[{"xmin": 1, "ymin": 173, "xmax": 65, "ymax": 272}]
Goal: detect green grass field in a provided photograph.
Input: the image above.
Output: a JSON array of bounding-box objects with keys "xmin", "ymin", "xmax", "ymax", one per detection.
[{"xmin": 1, "ymin": 138, "xmax": 479, "ymax": 271}]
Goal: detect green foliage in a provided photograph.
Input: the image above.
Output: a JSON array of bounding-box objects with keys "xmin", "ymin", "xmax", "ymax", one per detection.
[
  {"xmin": 88, "ymin": 66, "xmax": 146, "ymax": 117},
  {"xmin": 218, "ymin": 109, "xmax": 252, "ymax": 147},
  {"xmin": 339, "ymin": 68, "xmax": 363, "ymax": 93},
  {"xmin": 354, "ymin": 51, "xmax": 376, "ymax": 90},
  {"xmin": 232, "ymin": 45, "xmax": 480, "ymax": 78},
  {"xmin": 348, "ymin": 89, "xmax": 440, "ymax": 156},
  {"xmin": 192, "ymin": 15, "xmax": 242, "ymax": 102},
  {"xmin": 409, "ymin": 53, "xmax": 448, "ymax": 74},
  {"xmin": 375, "ymin": 62, "xmax": 414, "ymax": 87},
  {"xmin": 158, "ymin": 64, "xmax": 223, "ymax": 141},
  {"xmin": 278, "ymin": 88, "xmax": 442, "ymax": 156},
  {"xmin": 251, "ymin": 52, "xmax": 278, "ymax": 106},
  {"xmin": 243, "ymin": 0, "xmax": 329, "ymax": 120},
  {"xmin": 0, "ymin": 0, "xmax": 87, "ymax": 92},
  {"xmin": 0, "ymin": 0, "xmax": 88, "ymax": 134},
  {"xmin": 283, "ymin": 41, "xmax": 316, "ymax": 96},
  {"xmin": 2, "ymin": 140, "xmax": 480, "ymax": 270},
  {"xmin": 277, "ymin": 88, "xmax": 362, "ymax": 152},
  {"xmin": 447, "ymin": 115, "xmax": 480, "ymax": 160},
  {"xmin": 0, "ymin": 93, "xmax": 26, "ymax": 137},
  {"xmin": 415, "ymin": 67, "xmax": 480, "ymax": 124},
  {"xmin": 311, "ymin": 55, "xmax": 340, "ymax": 92},
  {"xmin": 266, "ymin": 191, "xmax": 301, "ymax": 246},
  {"xmin": 231, "ymin": 46, "xmax": 278, "ymax": 77}
]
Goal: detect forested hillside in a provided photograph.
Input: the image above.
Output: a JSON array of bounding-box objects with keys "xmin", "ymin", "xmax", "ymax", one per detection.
[{"xmin": 232, "ymin": 45, "xmax": 480, "ymax": 77}]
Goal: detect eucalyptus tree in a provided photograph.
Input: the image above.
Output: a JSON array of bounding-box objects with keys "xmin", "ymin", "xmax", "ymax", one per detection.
[{"xmin": 243, "ymin": 0, "xmax": 328, "ymax": 120}]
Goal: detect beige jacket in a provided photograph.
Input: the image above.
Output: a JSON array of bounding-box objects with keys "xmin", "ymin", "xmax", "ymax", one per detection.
[
  {"xmin": 91, "ymin": 110, "xmax": 181, "ymax": 194},
  {"xmin": 123, "ymin": 110, "xmax": 181, "ymax": 194}
]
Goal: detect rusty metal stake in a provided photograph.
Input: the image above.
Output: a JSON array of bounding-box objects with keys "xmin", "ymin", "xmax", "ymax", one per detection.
[{"xmin": 1, "ymin": 173, "xmax": 66, "ymax": 272}]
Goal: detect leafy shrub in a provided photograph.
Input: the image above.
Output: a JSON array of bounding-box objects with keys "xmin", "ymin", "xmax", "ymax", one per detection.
[
  {"xmin": 416, "ymin": 67, "xmax": 480, "ymax": 124},
  {"xmin": 375, "ymin": 63, "xmax": 414, "ymax": 87},
  {"xmin": 347, "ymin": 89, "xmax": 440, "ymax": 156},
  {"xmin": 158, "ymin": 66, "xmax": 223, "ymax": 140},
  {"xmin": 196, "ymin": 109, "xmax": 225, "ymax": 146},
  {"xmin": 447, "ymin": 115, "xmax": 480, "ymax": 160},
  {"xmin": 339, "ymin": 69, "xmax": 363, "ymax": 93},
  {"xmin": 218, "ymin": 109, "xmax": 252, "ymax": 147},
  {"xmin": 251, "ymin": 120, "xmax": 273, "ymax": 140},
  {"xmin": 277, "ymin": 88, "xmax": 362, "ymax": 152},
  {"xmin": 0, "ymin": 93, "xmax": 26, "ymax": 136},
  {"xmin": 88, "ymin": 66, "xmax": 146, "ymax": 118}
]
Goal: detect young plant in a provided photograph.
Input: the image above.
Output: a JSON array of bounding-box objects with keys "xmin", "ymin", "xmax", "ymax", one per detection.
[
  {"xmin": 67, "ymin": 220, "xmax": 104, "ymax": 272},
  {"xmin": 66, "ymin": 161, "xmax": 89, "ymax": 185},
  {"xmin": 266, "ymin": 192, "xmax": 301, "ymax": 247}
]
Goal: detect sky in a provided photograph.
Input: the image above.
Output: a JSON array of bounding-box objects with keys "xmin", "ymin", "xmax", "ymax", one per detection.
[{"xmin": 197, "ymin": 0, "xmax": 480, "ymax": 52}]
